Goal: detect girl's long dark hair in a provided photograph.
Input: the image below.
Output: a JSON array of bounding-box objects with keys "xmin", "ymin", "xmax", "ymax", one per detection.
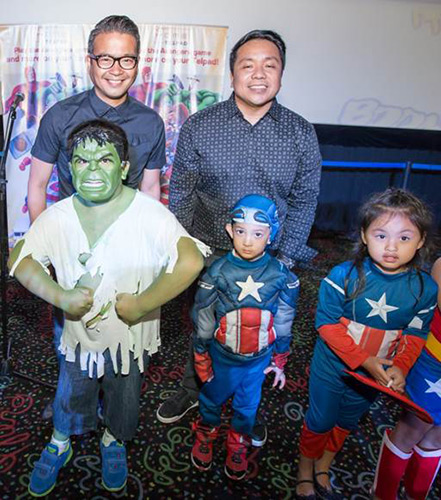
[{"xmin": 345, "ymin": 188, "xmax": 435, "ymax": 301}]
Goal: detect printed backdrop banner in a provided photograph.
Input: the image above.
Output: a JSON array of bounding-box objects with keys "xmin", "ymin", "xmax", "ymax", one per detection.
[{"xmin": 0, "ymin": 24, "xmax": 227, "ymax": 244}]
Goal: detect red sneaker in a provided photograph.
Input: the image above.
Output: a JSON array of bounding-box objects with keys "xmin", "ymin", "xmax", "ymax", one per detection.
[
  {"xmin": 224, "ymin": 428, "xmax": 249, "ymax": 480},
  {"xmin": 191, "ymin": 419, "xmax": 219, "ymax": 471}
]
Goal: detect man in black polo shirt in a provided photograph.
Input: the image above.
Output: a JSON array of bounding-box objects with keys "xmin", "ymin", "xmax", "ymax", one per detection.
[{"xmin": 28, "ymin": 15, "xmax": 165, "ymax": 222}]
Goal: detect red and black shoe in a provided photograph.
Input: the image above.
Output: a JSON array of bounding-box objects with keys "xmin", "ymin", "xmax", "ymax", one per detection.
[
  {"xmin": 191, "ymin": 419, "xmax": 219, "ymax": 471},
  {"xmin": 224, "ymin": 428, "xmax": 249, "ymax": 481}
]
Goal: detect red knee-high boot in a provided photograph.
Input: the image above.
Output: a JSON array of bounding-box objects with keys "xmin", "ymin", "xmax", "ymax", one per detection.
[
  {"xmin": 373, "ymin": 430, "xmax": 413, "ymax": 500},
  {"xmin": 299, "ymin": 422, "xmax": 332, "ymax": 459},
  {"xmin": 403, "ymin": 445, "xmax": 441, "ymax": 500},
  {"xmin": 325, "ymin": 426, "xmax": 350, "ymax": 453}
]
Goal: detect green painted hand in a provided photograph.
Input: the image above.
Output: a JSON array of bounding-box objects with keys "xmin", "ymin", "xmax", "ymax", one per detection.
[
  {"xmin": 115, "ymin": 292, "xmax": 143, "ymax": 326},
  {"xmin": 63, "ymin": 286, "xmax": 94, "ymax": 320}
]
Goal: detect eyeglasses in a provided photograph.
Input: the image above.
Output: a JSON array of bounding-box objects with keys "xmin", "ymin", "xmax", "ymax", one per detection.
[{"xmin": 89, "ymin": 54, "xmax": 138, "ymax": 70}]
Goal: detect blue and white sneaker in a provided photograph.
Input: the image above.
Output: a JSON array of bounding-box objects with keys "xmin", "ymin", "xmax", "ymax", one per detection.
[
  {"xmin": 100, "ymin": 440, "xmax": 128, "ymax": 491},
  {"xmin": 28, "ymin": 441, "xmax": 73, "ymax": 497}
]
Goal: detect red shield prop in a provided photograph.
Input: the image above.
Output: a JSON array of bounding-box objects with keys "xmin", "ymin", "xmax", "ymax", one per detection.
[{"xmin": 345, "ymin": 370, "xmax": 433, "ymax": 424}]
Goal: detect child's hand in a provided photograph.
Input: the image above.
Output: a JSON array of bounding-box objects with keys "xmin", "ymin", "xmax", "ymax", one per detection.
[
  {"xmin": 115, "ymin": 293, "xmax": 143, "ymax": 325},
  {"xmin": 361, "ymin": 356, "xmax": 393, "ymax": 386},
  {"xmin": 63, "ymin": 287, "xmax": 94, "ymax": 320},
  {"xmin": 385, "ymin": 365, "xmax": 406, "ymax": 394},
  {"xmin": 264, "ymin": 364, "xmax": 286, "ymax": 389}
]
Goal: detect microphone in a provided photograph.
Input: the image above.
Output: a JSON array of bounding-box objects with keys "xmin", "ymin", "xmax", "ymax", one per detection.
[{"xmin": 9, "ymin": 92, "xmax": 25, "ymax": 112}]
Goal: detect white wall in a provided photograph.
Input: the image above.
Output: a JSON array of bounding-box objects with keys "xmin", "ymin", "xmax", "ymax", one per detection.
[{"xmin": 3, "ymin": 0, "xmax": 440, "ymax": 129}]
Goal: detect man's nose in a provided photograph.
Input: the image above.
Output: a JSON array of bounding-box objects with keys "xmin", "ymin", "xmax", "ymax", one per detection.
[
  {"xmin": 252, "ymin": 64, "xmax": 266, "ymax": 79},
  {"xmin": 109, "ymin": 62, "xmax": 124, "ymax": 74}
]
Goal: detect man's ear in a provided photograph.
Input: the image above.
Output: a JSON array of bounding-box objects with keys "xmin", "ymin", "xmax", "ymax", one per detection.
[
  {"xmin": 225, "ymin": 223, "xmax": 233, "ymax": 239},
  {"xmin": 86, "ymin": 54, "xmax": 92, "ymax": 73},
  {"xmin": 68, "ymin": 161, "xmax": 73, "ymax": 174},
  {"xmin": 230, "ymin": 72, "xmax": 234, "ymax": 88},
  {"xmin": 121, "ymin": 161, "xmax": 130, "ymax": 180}
]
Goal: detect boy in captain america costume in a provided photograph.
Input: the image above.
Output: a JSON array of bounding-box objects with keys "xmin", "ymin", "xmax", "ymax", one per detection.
[{"xmin": 189, "ymin": 194, "xmax": 299, "ymax": 480}]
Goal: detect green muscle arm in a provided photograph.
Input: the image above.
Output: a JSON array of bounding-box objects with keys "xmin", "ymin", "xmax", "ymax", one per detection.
[
  {"xmin": 115, "ymin": 236, "xmax": 204, "ymax": 325},
  {"xmin": 8, "ymin": 242, "xmax": 93, "ymax": 319}
]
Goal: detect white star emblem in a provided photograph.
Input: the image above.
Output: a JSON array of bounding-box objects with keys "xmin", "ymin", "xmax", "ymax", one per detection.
[
  {"xmin": 425, "ymin": 378, "xmax": 441, "ymax": 398},
  {"xmin": 236, "ymin": 275, "xmax": 264, "ymax": 302},
  {"xmin": 365, "ymin": 292, "xmax": 398, "ymax": 323}
]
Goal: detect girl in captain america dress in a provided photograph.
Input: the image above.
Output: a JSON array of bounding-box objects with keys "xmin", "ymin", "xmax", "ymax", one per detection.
[
  {"xmin": 295, "ymin": 188, "xmax": 438, "ymax": 500},
  {"xmin": 374, "ymin": 256, "xmax": 441, "ymax": 500},
  {"xmin": 189, "ymin": 194, "xmax": 299, "ymax": 481}
]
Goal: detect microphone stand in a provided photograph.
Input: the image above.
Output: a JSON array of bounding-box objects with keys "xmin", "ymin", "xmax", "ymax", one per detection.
[
  {"xmin": 0, "ymin": 104, "xmax": 16, "ymax": 375},
  {"xmin": 0, "ymin": 104, "xmax": 56, "ymax": 389}
]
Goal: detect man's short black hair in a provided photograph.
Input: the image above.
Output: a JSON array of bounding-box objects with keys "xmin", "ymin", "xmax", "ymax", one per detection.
[
  {"xmin": 88, "ymin": 15, "xmax": 140, "ymax": 55},
  {"xmin": 67, "ymin": 119, "xmax": 129, "ymax": 163},
  {"xmin": 229, "ymin": 30, "xmax": 286, "ymax": 73}
]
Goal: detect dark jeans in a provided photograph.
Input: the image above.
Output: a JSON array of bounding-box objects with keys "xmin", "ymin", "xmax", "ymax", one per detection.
[
  {"xmin": 181, "ymin": 336, "xmax": 202, "ymax": 400},
  {"xmin": 53, "ymin": 306, "xmax": 64, "ymax": 362},
  {"xmin": 53, "ymin": 346, "xmax": 149, "ymax": 441}
]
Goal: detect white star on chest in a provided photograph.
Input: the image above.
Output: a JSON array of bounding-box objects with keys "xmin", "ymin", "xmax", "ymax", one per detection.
[
  {"xmin": 425, "ymin": 378, "xmax": 441, "ymax": 398},
  {"xmin": 365, "ymin": 292, "xmax": 398, "ymax": 323},
  {"xmin": 236, "ymin": 275, "xmax": 264, "ymax": 302}
]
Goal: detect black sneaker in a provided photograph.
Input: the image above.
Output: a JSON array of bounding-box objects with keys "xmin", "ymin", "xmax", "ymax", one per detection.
[
  {"xmin": 250, "ymin": 421, "xmax": 267, "ymax": 447},
  {"xmin": 156, "ymin": 388, "xmax": 199, "ymax": 424}
]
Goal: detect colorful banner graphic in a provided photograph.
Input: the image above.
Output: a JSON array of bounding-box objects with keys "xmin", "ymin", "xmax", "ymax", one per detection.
[{"xmin": 0, "ymin": 24, "xmax": 227, "ymax": 244}]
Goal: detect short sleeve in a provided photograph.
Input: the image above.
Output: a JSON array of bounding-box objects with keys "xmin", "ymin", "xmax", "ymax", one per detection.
[
  {"xmin": 9, "ymin": 210, "xmax": 55, "ymax": 276},
  {"xmin": 30, "ymin": 105, "xmax": 62, "ymax": 164}
]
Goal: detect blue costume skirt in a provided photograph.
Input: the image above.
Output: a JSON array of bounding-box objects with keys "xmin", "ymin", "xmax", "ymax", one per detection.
[{"xmin": 406, "ymin": 349, "xmax": 441, "ymax": 426}]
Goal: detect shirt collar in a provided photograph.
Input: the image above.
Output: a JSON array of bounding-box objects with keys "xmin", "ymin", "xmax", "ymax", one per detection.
[
  {"xmin": 88, "ymin": 88, "xmax": 131, "ymax": 120},
  {"xmin": 227, "ymin": 92, "xmax": 281, "ymax": 122}
]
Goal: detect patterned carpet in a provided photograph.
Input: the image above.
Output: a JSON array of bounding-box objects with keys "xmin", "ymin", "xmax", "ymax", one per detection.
[{"xmin": 1, "ymin": 236, "xmax": 440, "ymax": 499}]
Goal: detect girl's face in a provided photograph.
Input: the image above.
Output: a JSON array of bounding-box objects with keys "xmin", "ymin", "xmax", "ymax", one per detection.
[{"xmin": 361, "ymin": 211, "xmax": 425, "ymax": 274}]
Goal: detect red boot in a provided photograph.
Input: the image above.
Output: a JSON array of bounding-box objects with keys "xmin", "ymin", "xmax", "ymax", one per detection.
[
  {"xmin": 373, "ymin": 430, "xmax": 412, "ymax": 500},
  {"xmin": 191, "ymin": 419, "xmax": 219, "ymax": 471},
  {"xmin": 403, "ymin": 445, "xmax": 441, "ymax": 500},
  {"xmin": 225, "ymin": 428, "xmax": 249, "ymax": 481}
]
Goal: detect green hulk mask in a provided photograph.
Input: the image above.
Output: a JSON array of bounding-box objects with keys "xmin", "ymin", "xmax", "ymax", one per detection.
[{"xmin": 70, "ymin": 138, "xmax": 130, "ymax": 205}]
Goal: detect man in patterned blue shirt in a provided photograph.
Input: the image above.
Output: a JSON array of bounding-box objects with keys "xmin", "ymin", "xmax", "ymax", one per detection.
[{"xmin": 159, "ymin": 30, "xmax": 322, "ymax": 438}]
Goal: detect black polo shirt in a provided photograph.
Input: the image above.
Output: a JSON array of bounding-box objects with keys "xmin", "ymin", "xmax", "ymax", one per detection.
[{"xmin": 32, "ymin": 88, "xmax": 166, "ymax": 199}]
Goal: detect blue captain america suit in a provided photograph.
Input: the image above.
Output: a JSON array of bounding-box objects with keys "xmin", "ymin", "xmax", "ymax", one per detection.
[
  {"xmin": 192, "ymin": 250, "xmax": 299, "ymax": 433},
  {"xmin": 305, "ymin": 257, "xmax": 437, "ymax": 435}
]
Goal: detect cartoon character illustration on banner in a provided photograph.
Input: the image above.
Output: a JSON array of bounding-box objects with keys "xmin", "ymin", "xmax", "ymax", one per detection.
[
  {"xmin": 5, "ymin": 66, "xmax": 88, "ymax": 220},
  {"xmin": 129, "ymin": 66, "xmax": 221, "ymax": 203}
]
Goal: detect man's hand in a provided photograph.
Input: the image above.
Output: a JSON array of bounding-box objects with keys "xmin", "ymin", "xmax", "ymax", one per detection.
[
  {"xmin": 264, "ymin": 364, "xmax": 286, "ymax": 389},
  {"xmin": 115, "ymin": 293, "xmax": 143, "ymax": 326},
  {"xmin": 361, "ymin": 356, "xmax": 393, "ymax": 386},
  {"xmin": 385, "ymin": 365, "xmax": 406, "ymax": 394},
  {"xmin": 63, "ymin": 287, "xmax": 94, "ymax": 320}
]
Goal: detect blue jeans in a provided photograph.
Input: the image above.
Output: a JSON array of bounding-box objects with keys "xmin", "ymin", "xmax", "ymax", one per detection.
[{"xmin": 53, "ymin": 346, "xmax": 148, "ymax": 441}]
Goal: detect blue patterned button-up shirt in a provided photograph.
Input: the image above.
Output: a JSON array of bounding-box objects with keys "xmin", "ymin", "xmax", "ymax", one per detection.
[{"xmin": 169, "ymin": 93, "xmax": 322, "ymax": 263}]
